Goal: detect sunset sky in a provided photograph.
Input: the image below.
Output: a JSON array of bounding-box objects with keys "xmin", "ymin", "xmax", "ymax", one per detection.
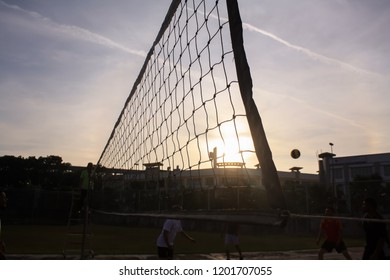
[{"xmin": 1, "ymin": 0, "xmax": 389, "ymax": 174}]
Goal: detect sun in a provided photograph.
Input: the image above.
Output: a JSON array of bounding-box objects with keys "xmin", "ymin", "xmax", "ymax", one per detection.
[
  {"xmin": 206, "ymin": 119, "xmax": 258, "ymax": 167},
  {"xmin": 209, "ymin": 135, "xmax": 255, "ymax": 164}
]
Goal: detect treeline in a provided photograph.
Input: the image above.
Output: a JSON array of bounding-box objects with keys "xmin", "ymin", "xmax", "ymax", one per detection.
[{"xmin": 0, "ymin": 155, "xmax": 81, "ymax": 190}]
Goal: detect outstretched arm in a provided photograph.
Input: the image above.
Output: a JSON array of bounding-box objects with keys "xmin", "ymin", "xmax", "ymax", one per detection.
[{"xmin": 181, "ymin": 230, "xmax": 196, "ymax": 243}]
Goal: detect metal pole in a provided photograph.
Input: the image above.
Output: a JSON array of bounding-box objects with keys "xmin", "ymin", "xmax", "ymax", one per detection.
[{"xmin": 226, "ymin": 0, "xmax": 286, "ymax": 210}]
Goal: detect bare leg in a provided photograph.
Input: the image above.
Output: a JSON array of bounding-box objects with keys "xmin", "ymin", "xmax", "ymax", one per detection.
[
  {"xmin": 235, "ymin": 245, "xmax": 243, "ymax": 259},
  {"xmin": 318, "ymin": 248, "xmax": 326, "ymax": 260},
  {"xmin": 342, "ymin": 250, "xmax": 352, "ymax": 260},
  {"xmin": 225, "ymin": 249, "xmax": 230, "ymax": 260}
]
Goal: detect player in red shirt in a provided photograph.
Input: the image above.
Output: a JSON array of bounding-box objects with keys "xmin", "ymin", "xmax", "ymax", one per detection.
[{"xmin": 316, "ymin": 206, "xmax": 352, "ymax": 259}]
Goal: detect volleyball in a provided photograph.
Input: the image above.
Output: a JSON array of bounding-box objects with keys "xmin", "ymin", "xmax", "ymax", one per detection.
[{"xmin": 291, "ymin": 149, "xmax": 301, "ymax": 159}]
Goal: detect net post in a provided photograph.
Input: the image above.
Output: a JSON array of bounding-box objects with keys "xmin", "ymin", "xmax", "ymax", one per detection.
[{"xmin": 226, "ymin": 0, "xmax": 287, "ymax": 210}]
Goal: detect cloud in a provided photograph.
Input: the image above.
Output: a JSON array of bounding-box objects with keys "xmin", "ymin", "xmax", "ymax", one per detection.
[{"xmin": 0, "ymin": 0, "xmax": 146, "ymax": 57}]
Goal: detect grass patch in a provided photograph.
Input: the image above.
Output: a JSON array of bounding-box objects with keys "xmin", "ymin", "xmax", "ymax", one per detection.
[{"xmin": 2, "ymin": 224, "xmax": 364, "ymax": 255}]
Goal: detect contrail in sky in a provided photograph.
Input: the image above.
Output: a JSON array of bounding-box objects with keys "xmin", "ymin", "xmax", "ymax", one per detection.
[
  {"xmin": 205, "ymin": 9, "xmax": 378, "ymax": 77},
  {"xmin": 242, "ymin": 22, "xmax": 377, "ymax": 76},
  {"xmin": 2, "ymin": 0, "xmax": 379, "ymax": 77},
  {"xmin": 0, "ymin": 0, "xmax": 146, "ymax": 58}
]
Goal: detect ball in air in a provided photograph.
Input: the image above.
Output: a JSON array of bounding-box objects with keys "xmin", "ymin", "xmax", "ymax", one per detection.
[{"xmin": 291, "ymin": 149, "xmax": 301, "ymax": 159}]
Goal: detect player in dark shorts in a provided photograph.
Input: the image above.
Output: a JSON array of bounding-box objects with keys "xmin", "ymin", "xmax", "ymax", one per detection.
[{"xmin": 316, "ymin": 206, "xmax": 352, "ymax": 259}]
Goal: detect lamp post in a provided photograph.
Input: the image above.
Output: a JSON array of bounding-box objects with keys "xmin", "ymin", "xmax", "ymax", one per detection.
[{"xmin": 329, "ymin": 142, "xmax": 334, "ymax": 154}]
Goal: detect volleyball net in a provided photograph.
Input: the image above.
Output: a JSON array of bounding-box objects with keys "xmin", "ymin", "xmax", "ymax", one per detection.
[{"xmin": 95, "ymin": 0, "xmax": 286, "ymax": 216}]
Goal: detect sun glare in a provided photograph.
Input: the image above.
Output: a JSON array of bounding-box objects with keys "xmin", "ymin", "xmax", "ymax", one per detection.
[{"xmin": 208, "ymin": 135, "xmax": 255, "ymax": 165}]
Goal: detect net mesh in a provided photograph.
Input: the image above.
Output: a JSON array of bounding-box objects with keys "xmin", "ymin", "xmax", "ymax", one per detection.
[{"xmin": 96, "ymin": 0, "xmax": 286, "ymax": 212}]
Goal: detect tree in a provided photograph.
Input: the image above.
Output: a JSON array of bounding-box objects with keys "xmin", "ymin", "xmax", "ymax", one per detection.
[{"xmin": 0, "ymin": 155, "xmax": 76, "ymax": 190}]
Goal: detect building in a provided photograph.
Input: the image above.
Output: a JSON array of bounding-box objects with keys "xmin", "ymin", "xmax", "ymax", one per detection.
[
  {"xmin": 319, "ymin": 152, "xmax": 390, "ymax": 212},
  {"xmin": 116, "ymin": 163, "xmax": 318, "ymax": 191}
]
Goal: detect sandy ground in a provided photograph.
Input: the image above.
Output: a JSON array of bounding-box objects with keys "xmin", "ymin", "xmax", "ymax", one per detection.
[{"xmin": 5, "ymin": 247, "xmax": 365, "ymax": 260}]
